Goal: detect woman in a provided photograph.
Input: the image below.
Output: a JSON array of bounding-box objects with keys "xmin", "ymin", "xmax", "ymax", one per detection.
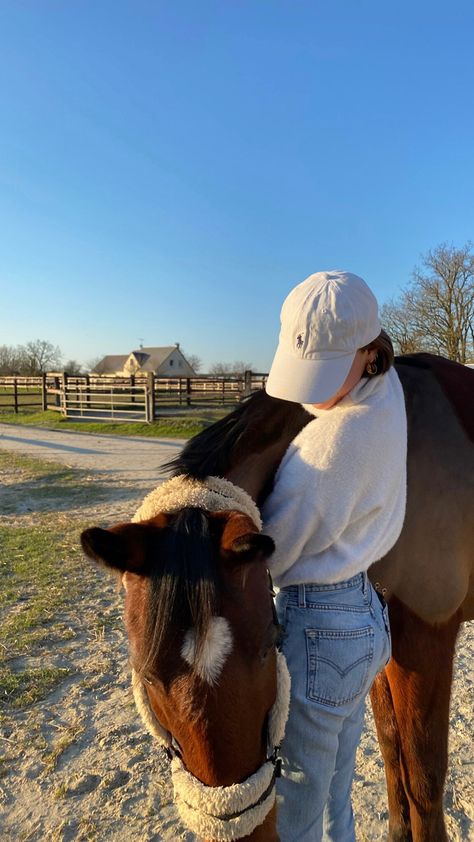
[{"xmin": 262, "ymin": 270, "xmax": 407, "ymax": 842}]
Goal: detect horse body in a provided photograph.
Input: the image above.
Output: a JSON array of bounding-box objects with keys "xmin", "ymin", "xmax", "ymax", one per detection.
[
  {"xmin": 371, "ymin": 357, "xmax": 474, "ymax": 624},
  {"xmin": 82, "ymin": 354, "xmax": 474, "ymax": 841}
]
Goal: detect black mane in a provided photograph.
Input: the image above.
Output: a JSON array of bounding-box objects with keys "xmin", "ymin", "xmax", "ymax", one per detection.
[
  {"xmin": 164, "ymin": 390, "xmax": 310, "ymax": 481},
  {"xmin": 140, "ymin": 507, "xmax": 218, "ymax": 676}
]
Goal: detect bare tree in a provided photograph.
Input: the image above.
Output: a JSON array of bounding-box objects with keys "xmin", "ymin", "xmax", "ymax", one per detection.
[
  {"xmin": 382, "ymin": 243, "xmax": 474, "ymax": 362},
  {"xmin": 64, "ymin": 359, "xmax": 84, "ymax": 375},
  {"xmin": 0, "ymin": 344, "xmax": 28, "ymax": 375},
  {"xmin": 23, "ymin": 339, "xmax": 62, "ymax": 374},
  {"xmin": 380, "ymin": 298, "xmax": 435, "ymax": 355},
  {"xmin": 182, "ymin": 352, "xmax": 202, "ymax": 373},
  {"xmin": 209, "ymin": 361, "xmax": 253, "ymax": 376}
]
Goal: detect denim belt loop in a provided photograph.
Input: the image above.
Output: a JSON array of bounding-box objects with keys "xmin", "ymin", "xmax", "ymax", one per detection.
[
  {"xmin": 298, "ymin": 583, "xmax": 306, "ymax": 608},
  {"xmin": 362, "ymin": 570, "xmax": 368, "ymax": 596}
]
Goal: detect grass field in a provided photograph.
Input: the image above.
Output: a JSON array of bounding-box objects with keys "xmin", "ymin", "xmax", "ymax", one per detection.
[
  {"xmin": 0, "ymin": 451, "xmax": 109, "ymax": 717},
  {"xmin": 0, "ymin": 408, "xmax": 228, "ymax": 438}
]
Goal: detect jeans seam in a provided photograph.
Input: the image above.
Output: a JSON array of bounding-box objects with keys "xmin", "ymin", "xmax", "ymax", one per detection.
[{"xmin": 286, "ymin": 603, "xmax": 371, "ymax": 613}]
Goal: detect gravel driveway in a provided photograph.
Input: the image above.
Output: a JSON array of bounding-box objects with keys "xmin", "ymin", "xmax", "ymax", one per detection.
[{"xmin": 0, "ymin": 423, "xmax": 185, "ymax": 499}]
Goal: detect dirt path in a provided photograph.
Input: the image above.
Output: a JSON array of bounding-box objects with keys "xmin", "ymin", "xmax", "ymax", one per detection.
[
  {"xmin": 0, "ymin": 423, "xmax": 472, "ymax": 841},
  {"xmin": 0, "ymin": 423, "xmax": 185, "ymax": 496}
]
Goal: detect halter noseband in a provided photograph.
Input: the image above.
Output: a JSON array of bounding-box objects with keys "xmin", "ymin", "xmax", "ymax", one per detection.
[{"xmin": 132, "ymin": 650, "xmax": 290, "ymax": 841}]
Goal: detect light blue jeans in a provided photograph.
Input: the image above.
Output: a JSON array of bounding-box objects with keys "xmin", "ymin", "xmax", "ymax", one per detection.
[{"xmin": 275, "ymin": 572, "xmax": 391, "ymax": 842}]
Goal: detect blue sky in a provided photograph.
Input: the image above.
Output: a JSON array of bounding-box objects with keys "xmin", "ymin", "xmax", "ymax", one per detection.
[{"xmin": 1, "ymin": 1, "xmax": 473, "ymax": 371}]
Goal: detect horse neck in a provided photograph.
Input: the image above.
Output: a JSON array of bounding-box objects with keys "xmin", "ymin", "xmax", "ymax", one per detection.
[
  {"xmin": 170, "ymin": 392, "xmax": 310, "ymax": 501},
  {"xmin": 225, "ymin": 404, "xmax": 311, "ymax": 504},
  {"xmin": 225, "ymin": 425, "xmax": 306, "ymax": 503}
]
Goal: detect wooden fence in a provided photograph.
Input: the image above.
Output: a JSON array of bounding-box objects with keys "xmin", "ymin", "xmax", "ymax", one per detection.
[{"xmin": 0, "ymin": 371, "xmax": 268, "ymax": 423}]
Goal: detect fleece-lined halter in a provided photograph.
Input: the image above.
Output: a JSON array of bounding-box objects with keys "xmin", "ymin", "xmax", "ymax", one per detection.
[
  {"xmin": 132, "ymin": 474, "xmax": 263, "ymax": 530},
  {"xmin": 131, "ymin": 475, "xmax": 291, "ymax": 840},
  {"xmin": 132, "ymin": 651, "xmax": 290, "ymax": 840}
]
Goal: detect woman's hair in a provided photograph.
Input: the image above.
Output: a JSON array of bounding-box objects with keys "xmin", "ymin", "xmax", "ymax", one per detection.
[{"xmin": 360, "ymin": 329, "xmax": 394, "ymax": 377}]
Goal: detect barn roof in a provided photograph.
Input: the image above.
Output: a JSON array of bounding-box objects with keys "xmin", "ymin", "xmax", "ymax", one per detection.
[
  {"xmin": 93, "ymin": 355, "xmax": 128, "ymax": 373},
  {"xmin": 130, "ymin": 347, "xmax": 177, "ymax": 371}
]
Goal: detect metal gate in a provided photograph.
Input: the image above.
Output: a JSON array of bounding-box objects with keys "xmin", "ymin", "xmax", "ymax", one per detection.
[{"xmin": 61, "ymin": 381, "xmax": 150, "ymax": 422}]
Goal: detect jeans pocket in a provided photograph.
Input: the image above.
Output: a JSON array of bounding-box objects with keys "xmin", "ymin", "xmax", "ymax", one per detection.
[{"xmin": 306, "ymin": 626, "xmax": 374, "ymax": 707}]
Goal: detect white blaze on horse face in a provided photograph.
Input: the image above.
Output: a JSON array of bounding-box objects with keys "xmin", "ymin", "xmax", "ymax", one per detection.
[{"xmin": 181, "ymin": 617, "xmax": 233, "ymax": 686}]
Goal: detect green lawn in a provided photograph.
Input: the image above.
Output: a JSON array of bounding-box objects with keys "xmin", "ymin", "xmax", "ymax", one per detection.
[
  {"xmin": 0, "ymin": 451, "xmax": 107, "ymax": 714},
  {"xmin": 0, "ymin": 408, "xmax": 228, "ymax": 438}
]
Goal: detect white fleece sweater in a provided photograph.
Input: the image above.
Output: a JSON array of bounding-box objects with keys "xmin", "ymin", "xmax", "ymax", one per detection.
[{"xmin": 261, "ymin": 367, "xmax": 407, "ymax": 587}]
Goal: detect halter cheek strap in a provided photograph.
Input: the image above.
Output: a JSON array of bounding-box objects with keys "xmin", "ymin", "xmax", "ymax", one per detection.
[{"xmin": 132, "ymin": 651, "xmax": 291, "ymax": 841}]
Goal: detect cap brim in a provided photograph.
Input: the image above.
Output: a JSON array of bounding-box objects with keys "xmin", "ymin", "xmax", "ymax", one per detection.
[{"xmin": 265, "ymin": 345, "xmax": 356, "ymax": 404}]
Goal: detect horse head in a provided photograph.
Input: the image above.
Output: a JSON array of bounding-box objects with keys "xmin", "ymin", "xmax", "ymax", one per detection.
[{"xmin": 81, "ymin": 491, "xmax": 286, "ymax": 841}]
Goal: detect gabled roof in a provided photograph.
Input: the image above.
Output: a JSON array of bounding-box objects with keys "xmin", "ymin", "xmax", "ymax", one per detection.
[
  {"xmin": 131, "ymin": 346, "xmax": 180, "ymax": 372},
  {"xmin": 93, "ymin": 355, "xmax": 128, "ymax": 373},
  {"xmin": 129, "ymin": 351, "xmax": 149, "ymax": 365}
]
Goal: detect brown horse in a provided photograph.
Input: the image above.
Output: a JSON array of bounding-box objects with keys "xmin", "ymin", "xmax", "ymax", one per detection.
[{"xmin": 81, "ymin": 354, "xmax": 474, "ymax": 842}]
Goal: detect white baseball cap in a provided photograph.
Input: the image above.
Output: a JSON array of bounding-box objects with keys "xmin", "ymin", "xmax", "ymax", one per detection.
[{"xmin": 265, "ymin": 270, "xmax": 381, "ymax": 404}]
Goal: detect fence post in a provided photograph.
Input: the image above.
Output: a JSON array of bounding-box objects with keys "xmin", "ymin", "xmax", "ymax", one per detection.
[
  {"xmin": 13, "ymin": 378, "xmax": 18, "ymax": 413},
  {"xmin": 62, "ymin": 372, "xmax": 68, "ymax": 416},
  {"xmin": 186, "ymin": 377, "xmax": 191, "ymax": 406},
  {"xmin": 146, "ymin": 372, "xmax": 155, "ymax": 422},
  {"xmin": 85, "ymin": 374, "xmax": 90, "ymax": 408},
  {"xmin": 243, "ymin": 370, "xmax": 252, "ymax": 398},
  {"xmin": 41, "ymin": 373, "xmax": 47, "ymax": 411},
  {"xmin": 130, "ymin": 374, "xmax": 135, "ymax": 404}
]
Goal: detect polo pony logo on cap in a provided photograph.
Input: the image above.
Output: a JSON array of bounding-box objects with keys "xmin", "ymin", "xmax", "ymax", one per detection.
[{"xmin": 296, "ymin": 333, "xmax": 304, "ymax": 349}]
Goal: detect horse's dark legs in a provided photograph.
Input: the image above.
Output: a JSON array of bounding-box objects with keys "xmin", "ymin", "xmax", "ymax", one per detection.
[
  {"xmin": 380, "ymin": 599, "xmax": 461, "ymax": 842},
  {"xmin": 371, "ymin": 670, "xmax": 412, "ymax": 841}
]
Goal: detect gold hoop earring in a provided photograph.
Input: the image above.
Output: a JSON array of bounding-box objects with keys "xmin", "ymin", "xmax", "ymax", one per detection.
[{"xmin": 366, "ymin": 361, "xmax": 377, "ymax": 376}]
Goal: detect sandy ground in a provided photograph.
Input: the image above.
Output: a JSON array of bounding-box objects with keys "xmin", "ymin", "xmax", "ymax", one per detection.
[{"xmin": 0, "ymin": 423, "xmax": 472, "ymax": 841}]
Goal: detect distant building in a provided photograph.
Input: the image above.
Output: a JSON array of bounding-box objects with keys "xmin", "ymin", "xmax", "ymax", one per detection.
[{"xmin": 93, "ymin": 344, "xmax": 196, "ymax": 377}]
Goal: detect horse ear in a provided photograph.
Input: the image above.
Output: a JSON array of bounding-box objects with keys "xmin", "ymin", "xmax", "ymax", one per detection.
[
  {"xmin": 80, "ymin": 524, "xmax": 156, "ymax": 575},
  {"xmin": 216, "ymin": 511, "xmax": 275, "ymax": 563}
]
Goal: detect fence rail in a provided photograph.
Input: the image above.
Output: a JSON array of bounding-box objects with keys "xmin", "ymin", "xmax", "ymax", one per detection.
[{"xmin": 0, "ymin": 371, "xmax": 268, "ymax": 422}]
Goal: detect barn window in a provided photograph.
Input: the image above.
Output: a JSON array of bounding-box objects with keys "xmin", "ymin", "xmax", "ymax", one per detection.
[{"xmin": 170, "ymin": 359, "xmax": 174, "ymax": 366}]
